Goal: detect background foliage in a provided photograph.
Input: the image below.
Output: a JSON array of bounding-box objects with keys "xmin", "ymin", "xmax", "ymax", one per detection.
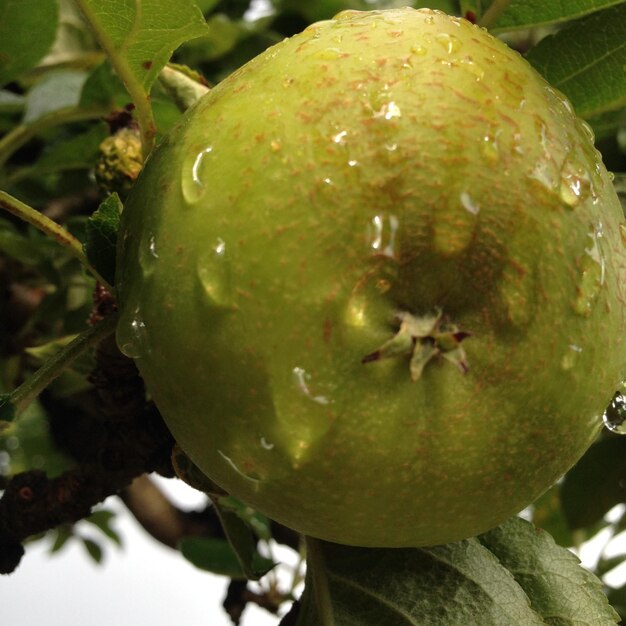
[{"xmin": 1, "ymin": 1, "xmax": 626, "ymax": 624}]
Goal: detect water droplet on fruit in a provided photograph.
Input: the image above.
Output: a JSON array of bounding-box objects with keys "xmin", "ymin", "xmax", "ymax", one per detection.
[
  {"xmin": 196, "ymin": 238, "xmax": 234, "ymax": 309},
  {"xmin": 498, "ymin": 262, "xmax": 535, "ymax": 327},
  {"xmin": 369, "ymin": 213, "xmax": 399, "ymax": 258},
  {"xmin": 459, "ymin": 192, "xmax": 480, "ymax": 215},
  {"xmin": 434, "ymin": 33, "xmax": 460, "ymax": 54},
  {"xmin": 580, "ymin": 120, "xmax": 596, "ymax": 144},
  {"xmin": 333, "ymin": 130, "xmax": 348, "ymax": 144},
  {"xmin": 117, "ymin": 308, "xmax": 150, "ymax": 359},
  {"xmin": 559, "ymin": 156, "xmax": 592, "ymax": 208},
  {"xmin": 314, "ymin": 47, "xmax": 342, "ymax": 60},
  {"xmin": 433, "ymin": 194, "xmax": 478, "ymax": 256},
  {"xmin": 574, "ymin": 223, "xmax": 606, "ymax": 317},
  {"xmin": 260, "ymin": 436, "xmax": 275, "ymax": 450},
  {"xmin": 181, "ymin": 146, "xmax": 213, "ymax": 204},
  {"xmin": 374, "ymin": 101, "xmax": 402, "ymax": 120},
  {"xmin": 529, "ymin": 160, "xmax": 558, "ymax": 194},
  {"xmin": 460, "ymin": 56, "xmax": 484, "ymax": 81},
  {"xmin": 560, "ymin": 344, "xmax": 583, "ymax": 371},
  {"xmin": 603, "ymin": 392, "xmax": 626, "ymax": 434},
  {"xmin": 292, "ymin": 367, "xmax": 330, "ymax": 405},
  {"xmin": 481, "ymin": 131, "xmax": 500, "ymax": 164},
  {"xmin": 138, "ymin": 233, "xmax": 159, "ymax": 276},
  {"xmin": 411, "ymin": 44, "xmax": 427, "ymax": 56},
  {"xmin": 218, "ymin": 450, "xmax": 261, "ymax": 488}
]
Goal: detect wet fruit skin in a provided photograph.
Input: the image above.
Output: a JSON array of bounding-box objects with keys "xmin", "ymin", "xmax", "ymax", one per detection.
[{"xmin": 116, "ymin": 8, "xmax": 626, "ymax": 547}]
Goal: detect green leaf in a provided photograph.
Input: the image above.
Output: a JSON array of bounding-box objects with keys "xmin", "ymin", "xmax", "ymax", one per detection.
[
  {"xmin": 0, "ymin": 394, "xmax": 16, "ymax": 422},
  {"xmin": 75, "ymin": 0, "xmax": 210, "ymax": 92},
  {"xmin": 179, "ymin": 536, "xmax": 249, "ymax": 578},
  {"xmin": 0, "ymin": 0, "xmax": 59, "ymax": 86},
  {"xmin": 84, "ymin": 193, "xmax": 123, "ymax": 287},
  {"xmin": 479, "ymin": 517, "xmax": 620, "ymax": 624},
  {"xmin": 493, "ymin": 0, "xmax": 626, "ymax": 31},
  {"xmin": 81, "ymin": 537, "xmax": 104, "ymax": 564},
  {"xmin": 85, "ymin": 509, "xmax": 123, "ymax": 547},
  {"xmin": 295, "ymin": 518, "xmax": 618, "ymax": 625},
  {"xmin": 211, "ymin": 496, "xmax": 276, "ymax": 580},
  {"xmin": 80, "ymin": 62, "xmax": 128, "ymax": 109},
  {"xmin": 31, "ymin": 123, "xmax": 108, "ymax": 175},
  {"xmin": 560, "ymin": 437, "xmax": 626, "ymax": 529},
  {"xmin": 525, "ymin": 5, "xmax": 626, "ymax": 119},
  {"xmin": 50, "ymin": 526, "xmax": 73, "ymax": 554}
]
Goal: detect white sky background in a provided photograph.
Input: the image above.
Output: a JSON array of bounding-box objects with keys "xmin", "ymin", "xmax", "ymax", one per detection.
[{"xmin": 1, "ymin": 477, "xmax": 299, "ymax": 626}]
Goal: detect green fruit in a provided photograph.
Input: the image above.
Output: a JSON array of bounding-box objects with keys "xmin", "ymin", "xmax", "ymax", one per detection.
[{"xmin": 116, "ymin": 8, "xmax": 626, "ymax": 547}]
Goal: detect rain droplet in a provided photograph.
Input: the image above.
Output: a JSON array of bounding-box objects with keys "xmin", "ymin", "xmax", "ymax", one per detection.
[
  {"xmin": 433, "ymin": 194, "xmax": 478, "ymax": 256},
  {"xmin": 292, "ymin": 367, "xmax": 330, "ymax": 405},
  {"xmin": 117, "ymin": 308, "xmax": 150, "ymax": 359},
  {"xmin": 603, "ymin": 392, "xmax": 626, "ymax": 435},
  {"xmin": 574, "ymin": 223, "xmax": 606, "ymax": 317},
  {"xmin": 560, "ymin": 344, "xmax": 583, "ymax": 371},
  {"xmin": 434, "ymin": 32, "xmax": 460, "ymax": 54},
  {"xmin": 260, "ymin": 437, "xmax": 275, "ymax": 450},
  {"xmin": 559, "ymin": 156, "xmax": 592, "ymax": 209},
  {"xmin": 374, "ymin": 101, "xmax": 402, "ymax": 120},
  {"xmin": 369, "ymin": 213, "xmax": 399, "ymax": 258},
  {"xmin": 460, "ymin": 56, "xmax": 484, "ymax": 81},
  {"xmin": 498, "ymin": 262, "xmax": 535, "ymax": 327},
  {"xmin": 196, "ymin": 238, "xmax": 234, "ymax": 309},
  {"xmin": 333, "ymin": 130, "xmax": 348, "ymax": 144},
  {"xmin": 460, "ymin": 192, "xmax": 480, "ymax": 215},
  {"xmin": 138, "ymin": 233, "xmax": 159, "ymax": 276},
  {"xmin": 218, "ymin": 450, "xmax": 261, "ymax": 487},
  {"xmin": 314, "ymin": 47, "xmax": 342, "ymax": 60},
  {"xmin": 181, "ymin": 146, "xmax": 213, "ymax": 204},
  {"xmin": 481, "ymin": 131, "xmax": 500, "ymax": 164},
  {"xmin": 411, "ymin": 44, "xmax": 427, "ymax": 56}
]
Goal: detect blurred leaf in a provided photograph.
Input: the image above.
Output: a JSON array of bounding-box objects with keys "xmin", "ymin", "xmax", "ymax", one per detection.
[
  {"xmin": 479, "ymin": 517, "xmax": 619, "ymax": 624},
  {"xmin": 493, "ymin": 0, "xmax": 626, "ymax": 31},
  {"xmin": 526, "ymin": 5, "xmax": 626, "ymax": 119},
  {"xmin": 50, "ymin": 525, "xmax": 73, "ymax": 554},
  {"xmin": 295, "ymin": 518, "xmax": 618, "ymax": 625},
  {"xmin": 23, "ymin": 70, "xmax": 88, "ymax": 124},
  {"xmin": 81, "ymin": 537, "xmax": 103, "ymax": 564},
  {"xmin": 85, "ymin": 509, "xmax": 122, "ymax": 547},
  {"xmin": 0, "ymin": 0, "xmax": 59, "ymax": 86},
  {"xmin": 218, "ymin": 496, "xmax": 272, "ymax": 541},
  {"xmin": 211, "ymin": 496, "xmax": 275, "ymax": 580},
  {"xmin": 561, "ymin": 437, "xmax": 626, "ymax": 530},
  {"xmin": 0, "ymin": 394, "xmax": 16, "ymax": 422},
  {"xmin": 75, "ymin": 0, "xmax": 210, "ymax": 92},
  {"xmin": 179, "ymin": 536, "xmax": 249, "ymax": 578},
  {"xmin": 597, "ymin": 552, "xmax": 626, "ymax": 577},
  {"xmin": 38, "ymin": 0, "xmax": 100, "ymax": 69},
  {"xmin": 80, "ymin": 61, "xmax": 128, "ymax": 109},
  {"xmin": 530, "ymin": 485, "xmax": 574, "ymax": 547},
  {"xmin": 28, "ymin": 123, "xmax": 108, "ymax": 177},
  {"xmin": 84, "ymin": 193, "xmax": 122, "ymax": 287},
  {"xmin": 0, "ymin": 400, "xmax": 74, "ymax": 477}
]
